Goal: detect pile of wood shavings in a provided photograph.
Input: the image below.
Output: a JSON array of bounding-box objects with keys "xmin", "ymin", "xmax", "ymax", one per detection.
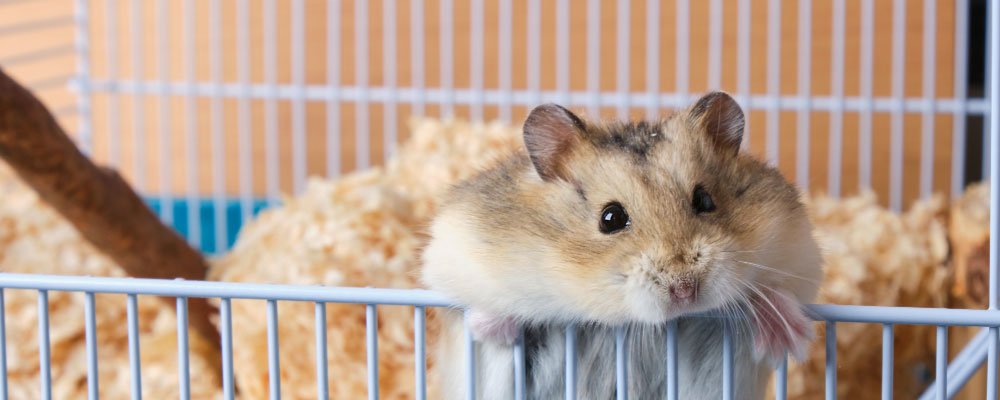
[
  {"xmin": 0, "ymin": 162, "xmax": 221, "ymax": 400},
  {"xmin": 208, "ymin": 118, "xmax": 522, "ymax": 399},
  {"xmin": 780, "ymin": 193, "xmax": 951, "ymax": 399}
]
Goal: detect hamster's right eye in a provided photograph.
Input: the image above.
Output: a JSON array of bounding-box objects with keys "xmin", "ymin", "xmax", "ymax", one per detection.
[
  {"xmin": 600, "ymin": 202, "xmax": 631, "ymax": 234},
  {"xmin": 692, "ymin": 185, "xmax": 716, "ymax": 214}
]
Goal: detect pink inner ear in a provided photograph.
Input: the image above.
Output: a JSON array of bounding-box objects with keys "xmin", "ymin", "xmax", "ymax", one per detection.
[
  {"xmin": 749, "ymin": 289, "xmax": 814, "ymax": 364},
  {"xmin": 467, "ymin": 309, "xmax": 520, "ymax": 346}
]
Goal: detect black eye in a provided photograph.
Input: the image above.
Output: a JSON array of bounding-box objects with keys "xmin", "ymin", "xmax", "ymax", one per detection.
[
  {"xmin": 692, "ymin": 185, "xmax": 716, "ymax": 214},
  {"xmin": 600, "ymin": 202, "xmax": 631, "ymax": 234}
]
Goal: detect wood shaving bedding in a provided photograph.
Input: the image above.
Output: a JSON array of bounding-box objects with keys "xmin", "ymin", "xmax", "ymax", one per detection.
[{"xmin": 0, "ymin": 117, "xmax": 975, "ymax": 399}]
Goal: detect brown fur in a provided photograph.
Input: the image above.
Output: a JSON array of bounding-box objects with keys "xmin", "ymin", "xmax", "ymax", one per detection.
[
  {"xmin": 429, "ymin": 96, "xmax": 814, "ymax": 322},
  {"xmin": 422, "ymin": 92, "xmax": 823, "ymax": 399}
]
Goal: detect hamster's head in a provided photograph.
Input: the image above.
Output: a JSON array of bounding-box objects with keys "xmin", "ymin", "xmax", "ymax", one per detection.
[{"xmin": 421, "ymin": 92, "xmax": 823, "ymax": 326}]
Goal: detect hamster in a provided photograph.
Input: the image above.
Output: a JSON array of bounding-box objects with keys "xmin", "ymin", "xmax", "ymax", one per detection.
[{"xmin": 421, "ymin": 92, "xmax": 823, "ymax": 399}]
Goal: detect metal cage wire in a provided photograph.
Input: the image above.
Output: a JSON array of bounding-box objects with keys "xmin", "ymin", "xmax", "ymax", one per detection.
[{"xmin": 0, "ymin": 0, "xmax": 998, "ymax": 399}]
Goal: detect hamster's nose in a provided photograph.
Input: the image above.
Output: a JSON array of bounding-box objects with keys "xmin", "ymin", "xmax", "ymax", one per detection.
[{"xmin": 668, "ymin": 277, "xmax": 699, "ymax": 304}]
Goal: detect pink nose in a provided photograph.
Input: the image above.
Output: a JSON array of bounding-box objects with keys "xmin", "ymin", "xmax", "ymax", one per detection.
[{"xmin": 668, "ymin": 278, "xmax": 698, "ymax": 302}]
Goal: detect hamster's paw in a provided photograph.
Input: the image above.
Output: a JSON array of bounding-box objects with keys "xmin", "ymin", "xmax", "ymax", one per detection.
[
  {"xmin": 467, "ymin": 309, "xmax": 520, "ymax": 346},
  {"xmin": 749, "ymin": 289, "xmax": 815, "ymax": 366}
]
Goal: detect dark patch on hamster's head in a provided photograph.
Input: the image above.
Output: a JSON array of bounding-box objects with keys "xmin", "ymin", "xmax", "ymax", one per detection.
[{"xmin": 589, "ymin": 120, "xmax": 669, "ymax": 160}]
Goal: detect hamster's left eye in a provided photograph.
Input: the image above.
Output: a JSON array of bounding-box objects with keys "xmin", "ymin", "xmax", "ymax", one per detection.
[
  {"xmin": 600, "ymin": 202, "xmax": 631, "ymax": 234},
  {"xmin": 692, "ymin": 185, "xmax": 716, "ymax": 214}
]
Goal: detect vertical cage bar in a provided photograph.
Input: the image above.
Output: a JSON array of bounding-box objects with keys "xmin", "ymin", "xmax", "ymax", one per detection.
[
  {"xmin": 499, "ymin": 0, "xmax": 512, "ymax": 121},
  {"xmin": 615, "ymin": 326, "xmax": 628, "ymax": 400},
  {"xmin": 74, "ymin": 0, "xmax": 92, "ymax": 154},
  {"xmin": 796, "ymin": 0, "xmax": 812, "ymax": 190},
  {"xmin": 410, "ymin": 0, "xmax": 425, "ymax": 117},
  {"xmin": 889, "ymin": 0, "xmax": 906, "ymax": 212},
  {"xmin": 263, "ymin": 0, "xmax": 279, "ymax": 205},
  {"xmin": 292, "ymin": 0, "xmax": 306, "ymax": 193},
  {"xmin": 615, "ymin": 0, "xmax": 630, "ymax": 118},
  {"xmin": 464, "ymin": 312, "xmax": 475, "ymax": 400},
  {"xmin": 440, "ymin": 0, "xmax": 454, "ymax": 117},
  {"xmin": 676, "ymin": 0, "xmax": 689, "ymax": 105},
  {"xmin": 84, "ymin": 292, "xmax": 98, "ymax": 400},
  {"xmin": 354, "ymin": 0, "xmax": 370, "ymax": 169},
  {"xmin": 829, "ymin": 0, "xmax": 845, "ymax": 197},
  {"xmin": 366, "ymin": 304, "xmax": 379, "ymax": 400},
  {"xmin": 209, "ymin": 0, "xmax": 226, "ymax": 253},
  {"xmin": 952, "ymin": 0, "xmax": 969, "ymax": 197},
  {"xmin": 38, "ymin": 291, "xmax": 50, "ymax": 400},
  {"xmin": 384, "ymin": 0, "xmax": 399, "ymax": 155},
  {"xmin": 414, "ymin": 307, "xmax": 426, "ymax": 400},
  {"xmin": 104, "ymin": 0, "xmax": 119, "ymax": 166},
  {"xmin": 177, "ymin": 297, "xmax": 190, "ymax": 400},
  {"xmin": 237, "ymin": 0, "xmax": 253, "ymax": 221},
  {"xmin": 826, "ymin": 322, "xmax": 837, "ymax": 400},
  {"xmin": 565, "ymin": 324, "xmax": 576, "ymax": 400},
  {"xmin": 130, "ymin": 0, "xmax": 145, "ymax": 191},
  {"xmin": 987, "ymin": 12, "xmax": 1000, "ymax": 395},
  {"xmin": 220, "ymin": 299, "xmax": 234, "ymax": 400},
  {"xmin": 990, "ymin": 0, "xmax": 1000, "ymax": 311},
  {"xmin": 513, "ymin": 333, "xmax": 526, "ymax": 400},
  {"xmin": 557, "ymin": 0, "xmax": 570, "ymax": 106},
  {"xmin": 860, "ymin": 0, "xmax": 874, "ymax": 191},
  {"xmin": 0, "ymin": 290, "xmax": 6, "ymax": 400},
  {"xmin": 766, "ymin": 0, "xmax": 781, "ymax": 165},
  {"xmin": 737, "ymin": 0, "xmax": 750, "ymax": 148},
  {"xmin": 266, "ymin": 300, "xmax": 280, "ymax": 400},
  {"xmin": 722, "ymin": 321, "xmax": 733, "ymax": 400},
  {"xmin": 528, "ymin": 0, "xmax": 541, "ymax": 106},
  {"xmin": 708, "ymin": 0, "xmax": 721, "ymax": 90},
  {"xmin": 326, "ymin": 0, "xmax": 342, "ymax": 178},
  {"xmin": 314, "ymin": 302, "xmax": 328, "ymax": 399},
  {"xmin": 127, "ymin": 294, "xmax": 142, "ymax": 400},
  {"xmin": 156, "ymin": 0, "xmax": 173, "ymax": 223},
  {"xmin": 182, "ymin": 0, "xmax": 200, "ymax": 249},
  {"xmin": 882, "ymin": 324, "xmax": 893, "ymax": 399},
  {"xmin": 920, "ymin": 0, "xmax": 937, "ymax": 199},
  {"xmin": 988, "ymin": 326, "xmax": 998, "ymax": 400},
  {"xmin": 935, "ymin": 326, "xmax": 947, "ymax": 399},
  {"xmin": 775, "ymin": 355, "xmax": 787, "ymax": 400},
  {"xmin": 586, "ymin": 0, "xmax": 600, "ymax": 116},
  {"xmin": 645, "ymin": 0, "xmax": 660, "ymax": 119},
  {"xmin": 666, "ymin": 320, "xmax": 678, "ymax": 400},
  {"xmin": 469, "ymin": 0, "xmax": 483, "ymax": 121}
]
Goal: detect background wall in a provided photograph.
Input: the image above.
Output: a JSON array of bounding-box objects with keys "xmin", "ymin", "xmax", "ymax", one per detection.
[{"xmin": 0, "ymin": 0, "xmax": 976, "ymax": 211}]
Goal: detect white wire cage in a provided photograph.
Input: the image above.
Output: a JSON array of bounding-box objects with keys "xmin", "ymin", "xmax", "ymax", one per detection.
[{"xmin": 0, "ymin": 0, "xmax": 999, "ymax": 399}]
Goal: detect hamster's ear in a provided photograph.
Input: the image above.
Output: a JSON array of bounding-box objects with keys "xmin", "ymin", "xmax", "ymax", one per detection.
[
  {"xmin": 689, "ymin": 91, "xmax": 745, "ymax": 156},
  {"xmin": 523, "ymin": 103, "xmax": 586, "ymax": 181}
]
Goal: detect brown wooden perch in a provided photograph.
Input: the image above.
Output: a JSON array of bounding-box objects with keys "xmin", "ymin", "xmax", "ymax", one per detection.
[{"xmin": 0, "ymin": 67, "xmax": 219, "ymax": 346}]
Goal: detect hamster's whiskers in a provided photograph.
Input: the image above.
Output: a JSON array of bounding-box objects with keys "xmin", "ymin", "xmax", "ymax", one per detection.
[
  {"xmin": 718, "ymin": 248, "xmax": 766, "ymax": 254},
  {"xmin": 732, "ymin": 278, "xmax": 799, "ymax": 348},
  {"xmin": 730, "ymin": 259, "xmax": 822, "ymax": 284},
  {"xmin": 713, "ymin": 278, "xmax": 755, "ymax": 336}
]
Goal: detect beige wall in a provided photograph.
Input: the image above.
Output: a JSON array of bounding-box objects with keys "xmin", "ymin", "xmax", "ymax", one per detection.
[
  {"xmin": 4, "ymin": 0, "xmax": 967, "ymax": 210},
  {"xmin": 0, "ymin": 0, "xmax": 79, "ymax": 137}
]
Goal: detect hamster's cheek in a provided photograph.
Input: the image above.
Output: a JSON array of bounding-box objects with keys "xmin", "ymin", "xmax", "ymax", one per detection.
[
  {"xmin": 622, "ymin": 289, "xmax": 670, "ymax": 323},
  {"xmin": 619, "ymin": 266, "xmax": 673, "ymax": 323}
]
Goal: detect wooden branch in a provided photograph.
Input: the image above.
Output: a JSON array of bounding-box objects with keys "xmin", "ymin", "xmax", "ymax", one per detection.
[{"xmin": 0, "ymin": 67, "xmax": 218, "ymax": 345}]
